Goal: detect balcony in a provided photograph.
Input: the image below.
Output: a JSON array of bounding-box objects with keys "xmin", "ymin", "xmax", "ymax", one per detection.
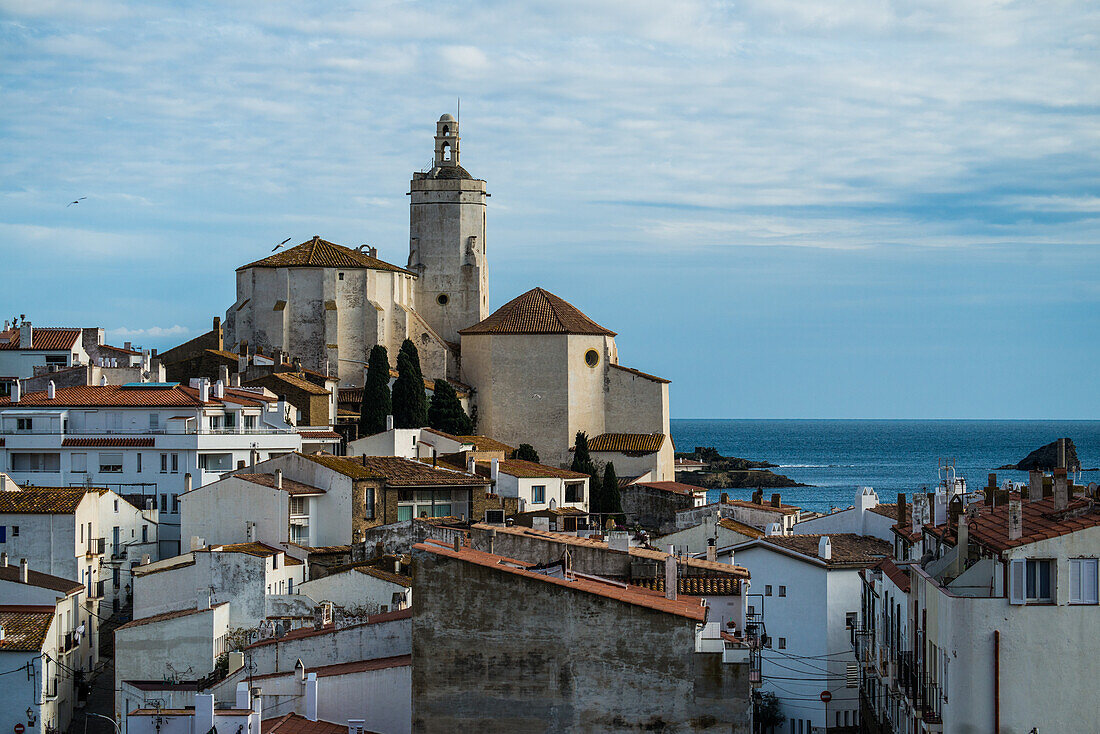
[
  {"xmin": 86, "ymin": 537, "xmax": 105, "ymax": 556},
  {"xmin": 88, "ymin": 580, "xmax": 104, "ymax": 599},
  {"xmin": 62, "ymin": 631, "xmax": 76, "ymax": 652}
]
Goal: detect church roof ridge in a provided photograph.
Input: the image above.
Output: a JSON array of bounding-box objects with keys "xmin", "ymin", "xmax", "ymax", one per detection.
[
  {"xmin": 458, "ymin": 287, "xmax": 616, "ymax": 337},
  {"xmin": 237, "ymin": 237, "xmax": 414, "ymax": 275}
]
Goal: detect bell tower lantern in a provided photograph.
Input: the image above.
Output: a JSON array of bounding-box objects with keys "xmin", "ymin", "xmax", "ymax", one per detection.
[{"xmin": 409, "ymin": 114, "xmax": 489, "ymax": 344}]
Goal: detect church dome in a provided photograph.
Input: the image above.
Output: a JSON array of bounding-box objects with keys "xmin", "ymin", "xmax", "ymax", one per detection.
[
  {"xmin": 459, "ymin": 287, "xmax": 616, "ymax": 336},
  {"xmin": 439, "ymin": 113, "xmax": 456, "ymax": 122}
]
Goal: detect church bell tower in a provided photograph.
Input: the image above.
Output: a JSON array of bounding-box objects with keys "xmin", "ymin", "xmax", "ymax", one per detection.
[{"xmin": 408, "ymin": 114, "xmax": 489, "ymax": 344}]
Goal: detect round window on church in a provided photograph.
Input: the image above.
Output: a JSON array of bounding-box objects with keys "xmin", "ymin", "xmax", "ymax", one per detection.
[
  {"xmin": 584, "ymin": 349, "xmax": 600, "ymax": 368},
  {"xmin": 437, "ymin": 294, "xmax": 449, "ymax": 305}
]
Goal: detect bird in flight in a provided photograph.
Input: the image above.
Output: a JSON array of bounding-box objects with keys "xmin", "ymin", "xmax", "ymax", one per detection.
[
  {"xmin": 67, "ymin": 197, "xmax": 86, "ymax": 207},
  {"xmin": 272, "ymin": 237, "xmax": 292, "ymax": 252}
]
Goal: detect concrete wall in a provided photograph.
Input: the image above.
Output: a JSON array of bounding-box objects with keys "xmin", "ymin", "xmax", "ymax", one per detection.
[
  {"xmin": 244, "ymin": 612, "xmax": 411, "ymax": 675},
  {"xmin": 181, "ymin": 475, "xmax": 289, "ymax": 548},
  {"xmin": 620, "ymin": 484, "xmax": 696, "ymax": 534},
  {"xmin": 794, "ymin": 487, "xmax": 896, "ymax": 542},
  {"xmin": 412, "ymin": 548, "xmax": 751, "ymax": 733},
  {"xmin": 298, "ymin": 568, "xmax": 410, "ymax": 613},
  {"xmin": 604, "ymin": 364, "xmax": 670, "ymax": 438},
  {"xmin": 657, "ymin": 520, "xmax": 758, "ymax": 556}
]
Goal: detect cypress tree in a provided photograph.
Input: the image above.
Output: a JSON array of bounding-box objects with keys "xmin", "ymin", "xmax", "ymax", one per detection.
[
  {"xmin": 515, "ymin": 443, "xmax": 540, "ymax": 463},
  {"xmin": 427, "ymin": 379, "xmax": 473, "ymax": 435},
  {"xmin": 602, "ymin": 461, "xmax": 624, "ymax": 525},
  {"xmin": 392, "ymin": 340, "xmax": 428, "ymax": 428},
  {"xmin": 358, "ymin": 344, "xmax": 391, "ymax": 435}
]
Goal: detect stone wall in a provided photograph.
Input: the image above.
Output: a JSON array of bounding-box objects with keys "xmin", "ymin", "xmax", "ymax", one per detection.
[
  {"xmin": 621, "ymin": 484, "xmax": 696, "ymax": 534},
  {"xmin": 411, "ymin": 549, "xmax": 751, "ymax": 733}
]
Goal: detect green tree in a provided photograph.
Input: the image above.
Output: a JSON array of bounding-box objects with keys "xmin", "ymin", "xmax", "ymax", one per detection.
[
  {"xmin": 756, "ymin": 691, "xmax": 785, "ymax": 731},
  {"xmin": 358, "ymin": 344, "xmax": 391, "ymax": 436},
  {"xmin": 427, "ymin": 378, "xmax": 473, "ymax": 435},
  {"xmin": 392, "ymin": 340, "xmax": 428, "ymax": 428},
  {"xmin": 602, "ymin": 461, "xmax": 624, "ymax": 525},
  {"xmin": 515, "ymin": 443, "xmax": 540, "ymax": 463},
  {"xmin": 571, "ymin": 431, "xmax": 602, "ymax": 515}
]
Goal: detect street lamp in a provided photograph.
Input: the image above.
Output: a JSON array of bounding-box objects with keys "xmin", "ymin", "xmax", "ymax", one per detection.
[{"xmin": 87, "ymin": 713, "xmax": 121, "ymax": 734}]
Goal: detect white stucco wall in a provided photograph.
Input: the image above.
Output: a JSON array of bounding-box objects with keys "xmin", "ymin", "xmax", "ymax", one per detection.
[{"xmin": 299, "ymin": 568, "xmax": 411, "ymax": 613}]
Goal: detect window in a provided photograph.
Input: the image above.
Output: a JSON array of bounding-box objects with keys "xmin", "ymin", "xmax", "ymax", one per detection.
[
  {"xmin": 1009, "ymin": 559, "xmax": 1053, "ymax": 604},
  {"xmin": 846, "ymin": 612, "xmax": 858, "ymax": 629},
  {"xmin": 765, "ymin": 636, "xmax": 772, "ymax": 648},
  {"xmin": 106, "ymin": 411, "xmax": 122, "ymax": 430},
  {"xmin": 338, "ymin": 272, "xmax": 345, "ymax": 281},
  {"xmin": 149, "ymin": 413, "xmax": 159, "ymax": 430},
  {"xmin": 98, "ymin": 453, "xmax": 123, "ymax": 473},
  {"xmin": 1069, "ymin": 558, "xmax": 1099, "ymax": 605},
  {"xmin": 142, "ymin": 525, "xmax": 148, "ymax": 543},
  {"xmin": 136, "ymin": 453, "xmax": 142, "ymax": 473},
  {"xmin": 846, "ymin": 662, "xmax": 858, "ymax": 687},
  {"xmin": 436, "ymin": 293, "xmax": 448, "ymax": 305},
  {"xmin": 565, "ymin": 482, "xmax": 584, "ymax": 503},
  {"xmin": 584, "ymin": 349, "xmax": 599, "ymax": 368},
  {"xmin": 113, "ymin": 500, "xmax": 119, "ymax": 512},
  {"xmin": 71, "ymin": 453, "xmax": 87, "ymax": 473},
  {"xmin": 224, "ymin": 412, "xmax": 236, "ymax": 428},
  {"xmin": 244, "ymin": 415, "xmax": 257, "ymax": 430},
  {"xmin": 532, "ymin": 485, "xmax": 546, "ymax": 504},
  {"xmin": 113, "ymin": 568, "xmax": 120, "ymax": 589},
  {"xmin": 170, "ymin": 453, "xmax": 179, "ymax": 473},
  {"xmin": 289, "ymin": 497, "xmax": 306, "ymax": 516},
  {"xmin": 364, "ymin": 487, "xmax": 375, "ymax": 520},
  {"xmin": 160, "ymin": 494, "xmax": 168, "ymax": 513},
  {"xmin": 12, "ymin": 453, "xmax": 60, "ymax": 472},
  {"xmin": 171, "ymin": 494, "xmax": 179, "ymax": 514},
  {"xmin": 779, "ymin": 585, "xmax": 786, "ymax": 597},
  {"xmin": 160, "ymin": 454, "xmax": 168, "ymax": 473},
  {"xmin": 398, "ymin": 506, "xmax": 412, "ymax": 522},
  {"xmin": 765, "ymin": 585, "xmax": 772, "ymax": 596},
  {"xmin": 12, "ymin": 526, "xmax": 18, "ymax": 537},
  {"xmin": 778, "ymin": 637, "xmax": 786, "ymax": 649},
  {"xmin": 16, "ymin": 418, "xmax": 32, "ymax": 431},
  {"xmin": 272, "ymin": 554, "xmax": 279, "ymax": 569}
]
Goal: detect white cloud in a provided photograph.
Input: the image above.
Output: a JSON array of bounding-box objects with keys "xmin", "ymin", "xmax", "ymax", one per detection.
[{"xmin": 106, "ymin": 325, "xmax": 191, "ymax": 339}]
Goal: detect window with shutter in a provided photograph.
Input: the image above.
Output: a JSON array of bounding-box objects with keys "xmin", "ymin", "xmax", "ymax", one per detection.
[
  {"xmin": 1009, "ymin": 559, "xmax": 1026, "ymax": 604},
  {"xmin": 1070, "ymin": 558, "xmax": 1099, "ymax": 605}
]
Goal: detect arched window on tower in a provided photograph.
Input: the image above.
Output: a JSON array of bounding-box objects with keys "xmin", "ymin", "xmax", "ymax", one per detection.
[
  {"xmin": 442, "ymin": 142, "xmax": 451, "ymax": 161},
  {"xmin": 441, "ymin": 125, "xmax": 450, "ymax": 136}
]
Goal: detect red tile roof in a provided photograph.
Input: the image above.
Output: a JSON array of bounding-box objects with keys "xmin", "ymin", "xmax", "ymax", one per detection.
[
  {"xmin": 0, "ymin": 489, "xmax": 92, "ymax": 514},
  {"xmin": 930, "ymin": 497, "xmax": 1100, "ymax": 553},
  {"xmin": 609, "ymin": 363, "xmax": 670, "ymax": 384},
  {"xmin": 875, "ymin": 557, "xmax": 911, "ymax": 593},
  {"xmin": 0, "ymin": 605, "xmax": 55, "ymax": 651},
  {"xmin": 0, "ymin": 383, "xmax": 270, "ymax": 408},
  {"xmin": 298, "ymin": 430, "xmax": 341, "ymax": 440},
  {"xmin": 583, "ymin": 433, "xmax": 666, "ymax": 454},
  {"xmin": 62, "ymin": 437, "xmax": 155, "ymax": 447},
  {"xmin": 0, "ymin": 328, "xmax": 80, "ymax": 351},
  {"xmin": 240, "ymin": 237, "xmax": 412, "ymax": 275},
  {"xmin": 234, "ymin": 473, "xmax": 326, "ymax": 496},
  {"xmin": 0, "ymin": 564, "xmax": 82, "ymax": 594},
  {"xmin": 416, "ymin": 541, "xmax": 708, "ymax": 621},
  {"xmin": 459, "ymin": 288, "xmax": 616, "ymax": 336},
  {"xmin": 746, "ymin": 534, "xmax": 891, "ymax": 568},
  {"xmin": 263, "ymin": 713, "xmax": 363, "ymax": 734}
]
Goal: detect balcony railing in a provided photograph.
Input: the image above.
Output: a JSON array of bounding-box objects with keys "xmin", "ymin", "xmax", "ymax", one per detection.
[
  {"xmin": 86, "ymin": 537, "xmax": 105, "ymax": 556},
  {"xmin": 88, "ymin": 580, "xmax": 104, "ymax": 598},
  {"xmin": 1, "ymin": 427, "xmax": 297, "ymax": 436}
]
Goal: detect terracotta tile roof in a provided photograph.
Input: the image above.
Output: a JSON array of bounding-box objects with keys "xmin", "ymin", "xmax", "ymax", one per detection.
[
  {"xmin": 675, "ymin": 458, "xmax": 706, "ymax": 467},
  {"xmin": 246, "ymin": 372, "xmax": 331, "ymax": 396},
  {"xmin": 0, "ymin": 605, "xmax": 54, "ymax": 651},
  {"xmin": 244, "ymin": 607, "xmax": 412, "ymax": 649},
  {"xmin": 459, "ymin": 287, "xmax": 616, "ymax": 336},
  {"xmin": 609, "ymin": 363, "xmax": 670, "ymax": 384},
  {"xmin": 584, "ymin": 433, "xmax": 666, "ymax": 454},
  {"xmin": 633, "ymin": 575, "xmax": 742, "ymax": 596},
  {"xmin": 456, "ymin": 435, "xmax": 517, "ymax": 454},
  {"xmin": 465, "ymin": 458, "xmax": 587, "ymax": 480},
  {"xmin": 711, "ymin": 498, "xmax": 802, "ymax": 515},
  {"xmin": 872, "ymin": 557, "xmax": 911, "ymax": 593},
  {"xmin": 0, "ymin": 564, "xmax": 82, "ymax": 594},
  {"xmin": 204, "ymin": 542, "xmax": 284, "ymax": 558},
  {"xmin": 62, "ymin": 437, "xmax": 155, "ymax": 447},
  {"xmin": 117, "ymin": 602, "xmax": 228, "ymax": 630},
  {"xmin": 748, "ymin": 533, "xmax": 891, "ymax": 568},
  {"xmin": 0, "ymin": 328, "xmax": 80, "ymax": 351},
  {"xmin": 263, "ymin": 713, "xmax": 362, "ymax": 734},
  {"xmin": 868, "ymin": 503, "xmax": 899, "ymax": 520},
  {"xmin": 0, "ymin": 489, "xmax": 91, "ymax": 514},
  {"xmin": 239, "ymin": 237, "xmax": 412, "ymax": 275},
  {"xmin": 235, "ymin": 473, "xmax": 326, "ymax": 496},
  {"xmin": 302, "ymin": 453, "xmax": 488, "ymax": 486},
  {"xmin": 931, "ymin": 497, "xmax": 1100, "ymax": 553},
  {"xmin": 627, "ymin": 481, "xmax": 706, "ymax": 497},
  {"xmin": 298, "ymin": 430, "xmax": 341, "ymax": 440},
  {"xmin": 100, "ymin": 344, "xmax": 142, "ymax": 356},
  {"xmin": 416, "ymin": 542, "xmax": 708, "ymax": 621}
]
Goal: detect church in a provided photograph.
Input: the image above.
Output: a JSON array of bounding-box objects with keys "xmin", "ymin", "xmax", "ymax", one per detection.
[{"xmin": 224, "ymin": 114, "xmax": 671, "ymax": 472}]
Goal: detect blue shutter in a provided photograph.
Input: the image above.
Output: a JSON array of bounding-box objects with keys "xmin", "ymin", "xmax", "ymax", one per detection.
[{"xmin": 0, "ymin": 526, "xmax": 5, "ymax": 542}]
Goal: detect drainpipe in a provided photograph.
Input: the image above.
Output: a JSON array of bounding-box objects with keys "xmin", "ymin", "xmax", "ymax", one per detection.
[{"xmin": 994, "ymin": 629, "xmax": 1000, "ymax": 734}]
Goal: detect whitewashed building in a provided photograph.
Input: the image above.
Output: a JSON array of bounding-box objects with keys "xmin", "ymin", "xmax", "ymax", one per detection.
[
  {"xmin": 0, "ymin": 381, "xmax": 304, "ymax": 554},
  {"xmin": 0, "ymin": 555, "xmax": 91, "ymax": 734},
  {"xmin": 723, "ymin": 533, "xmax": 891, "ymax": 733},
  {"xmin": 794, "ymin": 487, "xmax": 900, "ymax": 542}
]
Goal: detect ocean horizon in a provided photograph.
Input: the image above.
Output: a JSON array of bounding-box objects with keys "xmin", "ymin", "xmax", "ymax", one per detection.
[{"xmin": 670, "ymin": 418, "xmax": 1100, "ymax": 514}]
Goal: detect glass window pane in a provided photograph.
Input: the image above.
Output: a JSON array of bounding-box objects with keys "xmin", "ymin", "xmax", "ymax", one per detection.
[
  {"xmin": 432, "ymin": 504, "xmax": 451, "ymax": 518},
  {"xmin": 397, "ymin": 506, "xmax": 412, "ymax": 522}
]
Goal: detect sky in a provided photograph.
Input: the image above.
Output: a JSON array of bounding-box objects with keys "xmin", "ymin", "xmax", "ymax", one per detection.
[{"xmin": 1, "ymin": 1, "xmax": 1098, "ymax": 419}]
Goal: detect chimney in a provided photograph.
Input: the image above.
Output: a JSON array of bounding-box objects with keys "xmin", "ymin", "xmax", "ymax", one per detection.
[
  {"xmin": 1008, "ymin": 499, "xmax": 1023, "ymax": 541},
  {"xmin": 467, "ymin": 457, "xmax": 476, "ymax": 474},
  {"xmin": 10, "ymin": 381, "xmax": 19, "ymax": 403},
  {"xmin": 230, "ymin": 371, "xmax": 241, "ymax": 387},
  {"xmin": 219, "ymin": 363, "xmax": 230, "ymax": 385},
  {"xmin": 1054, "ymin": 468, "xmax": 1069, "ymax": 511},
  {"xmin": 985, "ymin": 474, "xmax": 996, "ymax": 506},
  {"xmin": 1028, "ymin": 470, "xmax": 1043, "ymax": 503},
  {"xmin": 252, "ymin": 688, "xmax": 263, "ymax": 713},
  {"xmin": 706, "ymin": 538, "xmax": 717, "ymax": 563},
  {"xmin": 452, "ymin": 534, "xmax": 461, "ymax": 552},
  {"xmin": 197, "ymin": 593, "xmax": 211, "ymax": 610},
  {"xmin": 752, "ymin": 489, "xmax": 763, "ymax": 505},
  {"xmin": 305, "ymin": 672, "xmax": 319, "ymax": 721},
  {"xmin": 194, "ymin": 694, "xmax": 215, "ymax": 734},
  {"xmin": 896, "ymin": 493, "xmax": 907, "ymax": 528},
  {"xmin": 912, "ymin": 493, "xmax": 926, "ymax": 535},
  {"xmin": 18, "ymin": 320, "xmax": 32, "ymax": 350},
  {"xmin": 720, "ymin": 492, "xmax": 729, "ymax": 504},
  {"xmin": 250, "ymin": 449, "xmax": 258, "ymax": 471},
  {"xmin": 236, "ymin": 681, "xmax": 250, "ymax": 709},
  {"xmin": 47, "ymin": 380, "xmax": 55, "ymax": 399},
  {"xmin": 184, "ymin": 472, "xmax": 192, "ymax": 494},
  {"xmin": 1058, "ymin": 438, "xmax": 1067, "ymax": 470},
  {"xmin": 199, "ymin": 378, "xmax": 210, "ymax": 403},
  {"xmin": 770, "ymin": 493, "xmax": 781, "ymax": 508},
  {"xmin": 124, "ymin": 341, "xmax": 132, "ymax": 351},
  {"xmin": 664, "ymin": 555, "xmax": 677, "ymax": 600},
  {"xmin": 0, "ymin": 552, "xmax": 6, "ymax": 566},
  {"xmin": 386, "ymin": 414, "xmax": 394, "ymax": 431},
  {"xmin": 19, "ymin": 558, "xmax": 28, "ymax": 583},
  {"xmin": 817, "ymin": 536, "xmax": 831, "ymax": 561},
  {"xmin": 151, "ymin": 359, "xmax": 166, "ymax": 382},
  {"xmin": 1043, "ymin": 475, "xmax": 1053, "ymax": 498},
  {"xmin": 215, "ymin": 380, "xmax": 225, "ymax": 399},
  {"xmin": 275, "ymin": 469, "xmax": 283, "ymax": 489},
  {"xmin": 491, "ymin": 458, "xmax": 500, "ymax": 481},
  {"xmin": 954, "ymin": 515, "xmax": 969, "ymax": 576}
]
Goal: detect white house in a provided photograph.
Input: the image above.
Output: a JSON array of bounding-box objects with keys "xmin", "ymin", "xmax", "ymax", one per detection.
[
  {"xmin": 677, "ymin": 494, "xmax": 803, "ymax": 534},
  {"xmin": 581, "ymin": 432, "xmax": 675, "ymax": 482},
  {"xmin": 0, "ymin": 323, "xmax": 89, "ymax": 387},
  {"xmin": 723, "ymin": 533, "xmax": 891, "ymax": 733},
  {"xmin": 793, "ymin": 487, "xmax": 900, "ymax": 542},
  {"xmin": 126, "ymin": 692, "xmax": 260, "ymax": 734},
  {"xmin": 0, "ymin": 381, "xmax": 304, "ymax": 554},
  {"xmin": 860, "ymin": 468, "xmax": 1100, "ymax": 734},
  {"xmin": 0, "ymin": 555, "xmax": 89, "ymax": 734},
  {"xmin": 298, "ymin": 561, "xmax": 412, "ymax": 616},
  {"xmin": 657, "ymin": 514, "xmax": 763, "ymax": 556}
]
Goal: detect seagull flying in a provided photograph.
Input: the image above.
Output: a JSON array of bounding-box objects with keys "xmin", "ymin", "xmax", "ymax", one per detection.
[
  {"xmin": 66, "ymin": 197, "xmax": 86, "ymax": 207},
  {"xmin": 271, "ymin": 237, "xmax": 292, "ymax": 252}
]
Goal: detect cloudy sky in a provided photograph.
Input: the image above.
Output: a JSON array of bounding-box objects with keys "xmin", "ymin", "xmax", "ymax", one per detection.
[{"xmin": 2, "ymin": 1, "xmax": 1098, "ymax": 418}]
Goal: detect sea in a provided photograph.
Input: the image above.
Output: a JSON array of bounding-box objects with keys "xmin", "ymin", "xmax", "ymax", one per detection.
[{"xmin": 671, "ymin": 419, "xmax": 1100, "ymax": 514}]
